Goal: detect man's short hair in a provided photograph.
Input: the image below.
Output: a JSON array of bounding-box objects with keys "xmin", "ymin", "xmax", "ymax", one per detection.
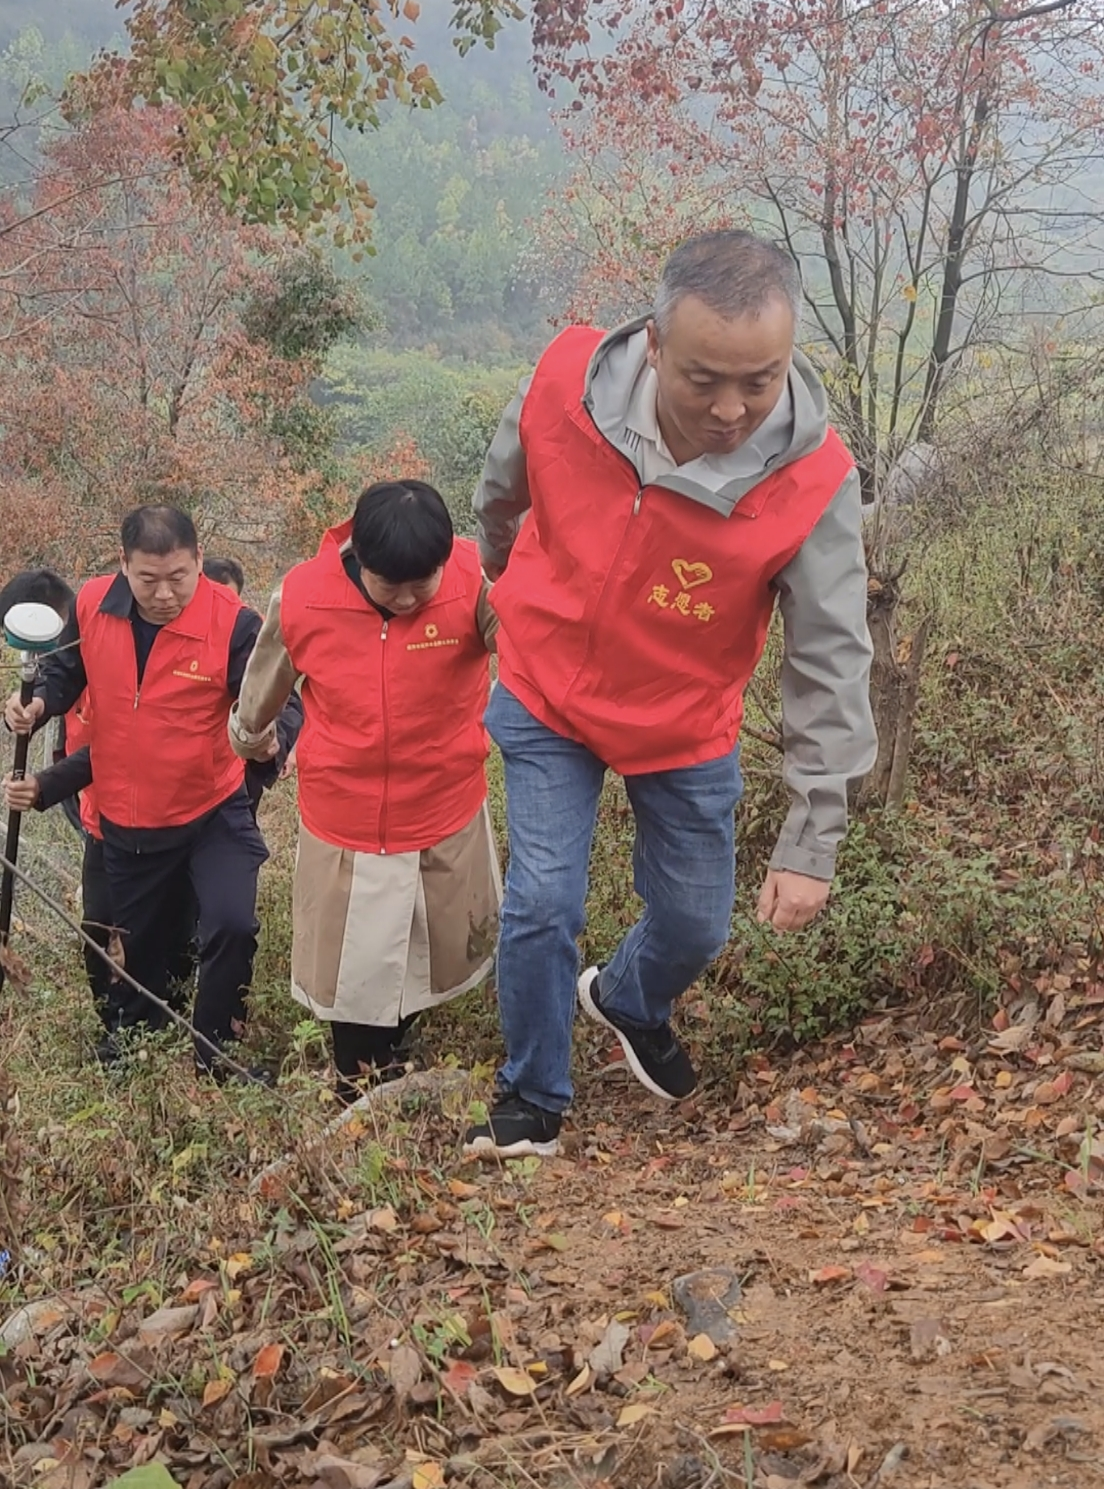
[
  {"xmin": 120, "ymin": 505, "xmax": 199, "ymax": 560},
  {"xmin": 654, "ymin": 230, "xmax": 802, "ymax": 334},
  {"xmin": 0, "ymin": 567, "xmax": 76, "ymax": 624},
  {"xmin": 351, "ymin": 481, "xmax": 454, "ymax": 583},
  {"xmin": 203, "ymin": 557, "xmax": 246, "ymax": 594}
]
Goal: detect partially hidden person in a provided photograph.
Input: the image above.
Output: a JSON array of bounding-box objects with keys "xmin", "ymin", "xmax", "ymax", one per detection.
[{"xmin": 3, "ymin": 509, "xmax": 277, "ymax": 1081}]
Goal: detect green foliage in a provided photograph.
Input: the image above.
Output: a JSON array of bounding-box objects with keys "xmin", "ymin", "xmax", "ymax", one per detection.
[
  {"xmin": 240, "ymin": 250, "xmax": 365, "ymax": 362},
  {"xmin": 106, "ymin": 1466, "xmax": 182, "ymax": 1490},
  {"xmin": 321, "ymin": 346, "xmax": 522, "ymax": 522},
  {"xmin": 327, "ymin": 50, "xmax": 562, "ymax": 355},
  {"xmin": 77, "ymin": 0, "xmax": 527, "ymax": 242}
]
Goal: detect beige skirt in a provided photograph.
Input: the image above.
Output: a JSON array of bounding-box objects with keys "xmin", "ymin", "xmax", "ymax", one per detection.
[{"xmin": 290, "ymin": 802, "xmax": 502, "ymax": 1026}]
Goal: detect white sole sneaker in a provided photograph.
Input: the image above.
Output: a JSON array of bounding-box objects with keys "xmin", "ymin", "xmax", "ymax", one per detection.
[
  {"xmin": 576, "ymin": 966, "xmax": 685, "ymax": 1102},
  {"xmin": 462, "ymin": 1133, "xmax": 560, "ymax": 1160}
]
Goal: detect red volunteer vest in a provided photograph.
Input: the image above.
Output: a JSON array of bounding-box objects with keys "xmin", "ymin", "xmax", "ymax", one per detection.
[
  {"xmin": 64, "ymin": 693, "xmax": 99, "ymax": 837},
  {"xmin": 76, "ymin": 574, "xmax": 246, "ymax": 828},
  {"xmin": 280, "ymin": 525, "xmax": 490, "ymax": 855},
  {"xmin": 493, "ymin": 326, "xmax": 854, "ymax": 774}
]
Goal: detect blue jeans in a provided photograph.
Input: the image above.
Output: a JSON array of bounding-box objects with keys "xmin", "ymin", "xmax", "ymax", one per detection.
[{"xmin": 487, "ymin": 685, "xmax": 743, "ymax": 1114}]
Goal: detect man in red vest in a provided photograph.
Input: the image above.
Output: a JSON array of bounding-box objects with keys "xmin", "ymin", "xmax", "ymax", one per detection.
[
  {"xmin": 464, "ymin": 229, "xmax": 877, "ymax": 1158},
  {"xmin": 3, "ymin": 507, "xmax": 273, "ymax": 1080}
]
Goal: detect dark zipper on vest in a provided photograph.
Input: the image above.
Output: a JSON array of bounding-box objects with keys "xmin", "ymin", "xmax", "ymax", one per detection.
[
  {"xmin": 377, "ymin": 618, "xmax": 390, "ymax": 853},
  {"xmin": 131, "ymin": 625, "xmax": 167, "ymax": 831}
]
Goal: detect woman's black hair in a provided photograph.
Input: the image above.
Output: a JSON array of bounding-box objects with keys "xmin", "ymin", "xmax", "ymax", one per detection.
[{"xmin": 351, "ymin": 480, "xmax": 453, "ymax": 583}]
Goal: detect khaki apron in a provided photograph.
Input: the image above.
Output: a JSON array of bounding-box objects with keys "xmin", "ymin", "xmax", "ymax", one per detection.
[{"xmin": 290, "ymin": 801, "xmax": 501, "ymax": 1026}]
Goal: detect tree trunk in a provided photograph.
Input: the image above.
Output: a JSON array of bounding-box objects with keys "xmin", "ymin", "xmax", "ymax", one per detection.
[{"xmin": 861, "ymin": 570, "xmax": 931, "ymax": 812}]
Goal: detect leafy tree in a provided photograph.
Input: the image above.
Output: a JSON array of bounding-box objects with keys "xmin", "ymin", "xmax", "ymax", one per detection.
[
  {"xmin": 533, "ymin": 0, "xmax": 1103, "ymax": 487},
  {"xmin": 74, "ymin": 0, "xmax": 527, "ymax": 241},
  {"xmin": 0, "ymin": 105, "xmax": 357, "ymax": 576}
]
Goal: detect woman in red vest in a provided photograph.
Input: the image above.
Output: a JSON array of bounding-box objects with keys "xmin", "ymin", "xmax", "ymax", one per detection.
[{"xmin": 230, "ymin": 480, "xmax": 500, "ymax": 1102}]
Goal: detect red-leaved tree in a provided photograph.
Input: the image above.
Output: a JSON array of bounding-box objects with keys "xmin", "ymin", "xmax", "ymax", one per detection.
[
  {"xmin": 0, "ymin": 106, "xmax": 349, "ymax": 581},
  {"xmin": 532, "ymin": 0, "xmax": 1102, "ymax": 490}
]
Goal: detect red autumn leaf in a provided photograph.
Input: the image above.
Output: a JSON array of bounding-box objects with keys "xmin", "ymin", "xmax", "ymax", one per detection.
[
  {"xmin": 854, "ymin": 1261, "xmax": 889, "ymax": 1294},
  {"xmin": 252, "ymin": 1342, "xmax": 284, "ymax": 1378},
  {"xmin": 808, "ymin": 1265, "xmax": 851, "ymax": 1286},
  {"xmin": 1052, "ymin": 1069, "xmax": 1074, "ymax": 1096},
  {"xmin": 439, "ymin": 1359, "xmax": 478, "ymax": 1396},
  {"xmin": 949, "ymin": 1084, "xmax": 976, "ymax": 1102},
  {"xmin": 724, "ymin": 1399, "xmax": 785, "ymax": 1426},
  {"xmin": 180, "ymin": 1278, "xmax": 219, "ymax": 1301}
]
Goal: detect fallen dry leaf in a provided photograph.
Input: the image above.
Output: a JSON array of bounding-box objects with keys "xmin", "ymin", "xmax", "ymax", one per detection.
[
  {"xmin": 616, "ymin": 1403, "xmax": 655, "ymax": 1428},
  {"xmin": 1023, "ymin": 1255, "xmax": 1072, "ymax": 1280},
  {"xmin": 808, "ymin": 1265, "xmax": 851, "ymax": 1287},
  {"xmin": 646, "ymin": 1319, "xmax": 679, "ymax": 1348},
  {"xmin": 439, "ymin": 1359, "xmax": 478, "ymax": 1398},
  {"xmin": 588, "ymin": 1319, "xmax": 631, "ymax": 1377},
  {"xmin": 137, "ymin": 1304, "xmax": 197, "ymax": 1344},
  {"xmin": 854, "ymin": 1261, "xmax": 889, "ymax": 1294},
  {"xmin": 411, "ymin": 1463, "xmax": 445, "ymax": 1490},
  {"xmin": 179, "ymin": 1278, "xmax": 218, "ymax": 1303},
  {"xmin": 565, "ymin": 1365, "xmax": 591, "ymax": 1397},
  {"xmin": 202, "ymin": 1376, "xmax": 233, "ymax": 1407},
  {"xmin": 688, "ymin": 1333, "xmax": 717, "ymax": 1362},
  {"xmin": 492, "ymin": 1365, "xmax": 537, "ymax": 1397},
  {"xmin": 253, "ymin": 1341, "xmax": 284, "ymax": 1378},
  {"xmin": 723, "ymin": 1400, "xmax": 785, "ymax": 1426},
  {"xmin": 86, "ymin": 1351, "xmax": 148, "ymax": 1390},
  {"xmin": 389, "ymin": 1343, "xmax": 422, "ymax": 1398}
]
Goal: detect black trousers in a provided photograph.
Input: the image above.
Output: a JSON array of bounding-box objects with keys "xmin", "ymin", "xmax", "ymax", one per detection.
[
  {"xmin": 100, "ymin": 792, "xmax": 268, "ymax": 1067},
  {"xmin": 81, "ymin": 836, "xmax": 199, "ymax": 1022},
  {"xmin": 331, "ymin": 1015, "xmax": 417, "ymax": 1104}
]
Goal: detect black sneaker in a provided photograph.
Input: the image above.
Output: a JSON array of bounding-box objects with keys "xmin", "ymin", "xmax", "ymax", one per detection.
[
  {"xmin": 577, "ymin": 966, "xmax": 698, "ymax": 1101},
  {"xmin": 196, "ymin": 1055, "xmax": 277, "ymax": 1088},
  {"xmin": 462, "ymin": 1093, "xmax": 561, "ymax": 1159}
]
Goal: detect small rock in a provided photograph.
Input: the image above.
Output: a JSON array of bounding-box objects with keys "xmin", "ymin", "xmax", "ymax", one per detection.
[
  {"xmin": 909, "ymin": 1317, "xmax": 952, "ymax": 1363},
  {"xmin": 663, "ymin": 1453, "xmax": 709, "ymax": 1488},
  {"xmin": 0, "ymin": 1298, "xmax": 67, "ymax": 1350},
  {"xmin": 672, "ymin": 1267, "xmax": 742, "ymax": 1346}
]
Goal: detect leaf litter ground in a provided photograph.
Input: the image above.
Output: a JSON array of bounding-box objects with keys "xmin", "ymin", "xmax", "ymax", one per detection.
[{"xmin": 1, "ymin": 983, "xmax": 1102, "ymax": 1491}]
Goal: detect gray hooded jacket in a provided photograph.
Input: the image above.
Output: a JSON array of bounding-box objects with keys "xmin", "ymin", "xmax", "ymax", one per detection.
[{"xmin": 473, "ymin": 318, "xmax": 877, "ymax": 880}]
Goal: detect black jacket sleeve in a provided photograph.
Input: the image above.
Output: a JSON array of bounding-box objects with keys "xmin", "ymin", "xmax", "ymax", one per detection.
[
  {"xmin": 33, "ymin": 747, "xmax": 93, "ymax": 811},
  {"xmin": 227, "ymin": 607, "xmax": 263, "ymax": 700},
  {"xmin": 33, "ymin": 612, "xmax": 87, "ymax": 722}
]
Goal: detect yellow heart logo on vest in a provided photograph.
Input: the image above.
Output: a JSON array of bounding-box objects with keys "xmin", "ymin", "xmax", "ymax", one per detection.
[{"xmin": 671, "ymin": 559, "xmax": 713, "ymax": 591}]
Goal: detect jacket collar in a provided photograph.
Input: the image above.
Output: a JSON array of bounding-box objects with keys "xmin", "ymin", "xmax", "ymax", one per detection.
[
  {"xmin": 98, "ymin": 569, "xmax": 215, "ymax": 640},
  {"xmin": 308, "ymin": 521, "xmax": 466, "ymax": 615}
]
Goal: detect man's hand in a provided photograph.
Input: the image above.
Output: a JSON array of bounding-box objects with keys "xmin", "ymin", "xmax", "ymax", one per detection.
[
  {"xmin": 756, "ymin": 869, "xmax": 830, "ymax": 932},
  {"xmin": 4, "ymin": 693, "xmax": 44, "ymax": 735},
  {"xmin": 279, "ymin": 743, "xmax": 298, "ymax": 780},
  {"xmin": 2, "ymin": 773, "xmax": 40, "ymax": 812}
]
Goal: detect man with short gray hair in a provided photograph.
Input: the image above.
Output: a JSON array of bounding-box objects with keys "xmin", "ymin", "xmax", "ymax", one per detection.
[{"xmin": 465, "ymin": 229, "xmax": 876, "ymax": 1158}]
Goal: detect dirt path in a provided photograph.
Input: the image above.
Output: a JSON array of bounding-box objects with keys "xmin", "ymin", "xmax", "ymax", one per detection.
[{"xmin": 2, "ymin": 997, "xmax": 1102, "ymax": 1490}]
